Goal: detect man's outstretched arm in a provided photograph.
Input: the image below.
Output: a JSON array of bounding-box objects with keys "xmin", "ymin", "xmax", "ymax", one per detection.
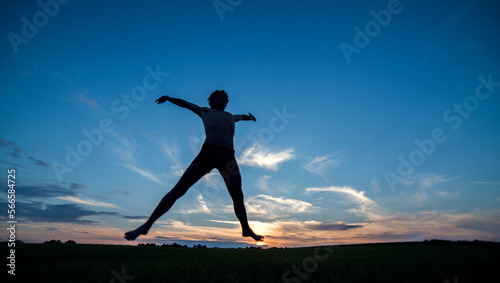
[
  {"xmin": 234, "ymin": 113, "xmax": 256, "ymax": 122},
  {"xmin": 155, "ymin": 95, "xmax": 205, "ymax": 116}
]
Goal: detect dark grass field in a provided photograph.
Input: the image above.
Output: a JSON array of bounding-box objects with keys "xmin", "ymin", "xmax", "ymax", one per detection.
[{"xmin": 3, "ymin": 241, "xmax": 499, "ymax": 282}]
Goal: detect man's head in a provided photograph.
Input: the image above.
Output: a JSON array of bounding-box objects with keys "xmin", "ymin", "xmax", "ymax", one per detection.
[{"xmin": 208, "ymin": 90, "xmax": 229, "ymax": 110}]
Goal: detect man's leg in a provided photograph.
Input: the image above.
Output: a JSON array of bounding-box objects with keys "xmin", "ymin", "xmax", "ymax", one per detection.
[
  {"xmin": 222, "ymin": 162, "xmax": 264, "ymax": 241},
  {"xmin": 124, "ymin": 162, "xmax": 207, "ymax": 240}
]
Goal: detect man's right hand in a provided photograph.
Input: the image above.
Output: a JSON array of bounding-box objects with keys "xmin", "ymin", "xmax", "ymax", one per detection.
[{"xmin": 155, "ymin": 95, "xmax": 169, "ymax": 104}]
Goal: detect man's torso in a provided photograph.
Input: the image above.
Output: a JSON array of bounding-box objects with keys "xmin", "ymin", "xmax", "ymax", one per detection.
[{"xmin": 199, "ymin": 108, "xmax": 235, "ymax": 149}]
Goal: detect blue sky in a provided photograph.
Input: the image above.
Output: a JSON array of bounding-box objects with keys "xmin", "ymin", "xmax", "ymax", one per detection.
[{"xmin": 1, "ymin": 0, "xmax": 499, "ymax": 247}]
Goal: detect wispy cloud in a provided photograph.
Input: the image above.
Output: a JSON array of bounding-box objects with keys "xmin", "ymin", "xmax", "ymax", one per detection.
[
  {"xmin": 461, "ymin": 181, "xmax": 500, "ymax": 185},
  {"xmin": 256, "ymin": 175, "xmax": 296, "ymax": 195},
  {"xmin": 0, "ymin": 138, "xmax": 16, "ymax": 147},
  {"xmin": 257, "ymin": 175, "xmax": 273, "ymax": 193},
  {"xmin": 57, "ymin": 195, "xmax": 123, "ymax": 209},
  {"xmin": 305, "ymin": 221, "xmax": 363, "ymax": 231},
  {"xmin": 434, "ymin": 191, "xmax": 460, "ymax": 198},
  {"xmin": 176, "ymin": 194, "xmax": 213, "ymax": 215},
  {"xmin": 29, "ymin": 156, "xmax": 51, "ymax": 168},
  {"xmin": 176, "ymin": 192, "xmax": 317, "ymax": 220},
  {"xmin": 370, "ymin": 177, "xmax": 382, "ymax": 193},
  {"xmin": 119, "ymin": 163, "xmax": 162, "ymax": 184},
  {"xmin": 303, "ymin": 151, "xmax": 347, "ymax": 177},
  {"xmin": 16, "ymin": 182, "xmax": 82, "ymax": 198},
  {"xmin": 159, "ymin": 138, "xmax": 185, "ymax": 177},
  {"xmin": 417, "ymin": 174, "xmax": 457, "ymax": 188},
  {"xmin": 200, "ymin": 170, "xmax": 225, "ymax": 190},
  {"xmin": 0, "ymin": 200, "xmax": 120, "ymax": 224},
  {"xmin": 411, "ymin": 174, "xmax": 459, "ymax": 201},
  {"xmin": 111, "ymin": 134, "xmax": 137, "ymax": 164},
  {"xmin": 0, "ymin": 138, "xmax": 23, "ymax": 158},
  {"xmin": 306, "ymin": 186, "xmax": 375, "ymax": 206},
  {"xmin": 110, "ymin": 190, "xmax": 131, "ymax": 196},
  {"xmin": 77, "ymin": 91, "xmax": 98, "ymax": 109},
  {"xmin": 160, "ymin": 138, "xmax": 180, "ymax": 165},
  {"xmin": 109, "ymin": 134, "xmax": 164, "ymax": 184},
  {"xmin": 123, "ymin": 215, "xmax": 148, "ymax": 220},
  {"xmin": 364, "ymin": 209, "xmax": 500, "ymax": 243},
  {"xmin": 189, "ymin": 132, "xmax": 203, "ymax": 155},
  {"xmin": 242, "ymin": 194, "xmax": 318, "ymax": 219},
  {"xmin": 305, "ymin": 186, "xmax": 378, "ymax": 217},
  {"xmin": 197, "ymin": 194, "xmax": 210, "ymax": 213},
  {"xmin": 238, "ymin": 144, "xmax": 294, "ymax": 171},
  {"xmin": 1, "ymin": 138, "xmax": 53, "ymax": 168}
]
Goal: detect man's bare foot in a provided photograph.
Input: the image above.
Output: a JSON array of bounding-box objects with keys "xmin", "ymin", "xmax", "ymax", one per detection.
[
  {"xmin": 124, "ymin": 223, "xmax": 151, "ymax": 241},
  {"xmin": 243, "ymin": 229, "xmax": 264, "ymax": 241}
]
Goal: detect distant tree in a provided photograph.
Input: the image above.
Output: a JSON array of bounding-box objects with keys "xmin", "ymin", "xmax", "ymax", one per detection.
[
  {"xmin": 193, "ymin": 244, "xmax": 207, "ymax": 249},
  {"xmin": 246, "ymin": 246, "xmax": 261, "ymax": 249},
  {"xmin": 44, "ymin": 239, "xmax": 62, "ymax": 244},
  {"xmin": 65, "ymin": 240, "xmax": 77, "ymax": 244},
  {"xmin": 158, "ymin": 243, "xmax": 189, "ymax": 248}
]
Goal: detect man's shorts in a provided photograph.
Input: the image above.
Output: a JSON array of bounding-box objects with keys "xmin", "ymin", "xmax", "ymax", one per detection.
[{"xmin": 192, "ymin": 143, "xmax": 240, "ymax": 176}]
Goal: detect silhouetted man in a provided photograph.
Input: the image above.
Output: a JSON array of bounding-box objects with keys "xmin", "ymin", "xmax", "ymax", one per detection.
[{"xmin": 124, "ymin": 90, "xmax": 264, "ymax": 242}]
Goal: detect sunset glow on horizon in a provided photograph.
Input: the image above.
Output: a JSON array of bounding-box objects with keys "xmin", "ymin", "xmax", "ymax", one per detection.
[{"xmin": 1, "ymin": 0, "xmax": 499, "ymax": 248}]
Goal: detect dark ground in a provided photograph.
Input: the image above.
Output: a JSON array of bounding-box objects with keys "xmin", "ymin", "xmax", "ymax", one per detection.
[{"xmin": 3, "ymin": 240, "xmax": 499, "ymax": 282}]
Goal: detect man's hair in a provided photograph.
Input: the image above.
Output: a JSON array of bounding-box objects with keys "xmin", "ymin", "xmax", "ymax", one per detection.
[{"xmin": 208, "ymin": 90, "xmax": 229, "ymax": 108}]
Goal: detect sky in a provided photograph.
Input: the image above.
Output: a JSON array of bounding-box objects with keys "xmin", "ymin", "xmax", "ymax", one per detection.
[{"xmin": 1, "ymin": 0, "xmax": 499, "ymax": 248}]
